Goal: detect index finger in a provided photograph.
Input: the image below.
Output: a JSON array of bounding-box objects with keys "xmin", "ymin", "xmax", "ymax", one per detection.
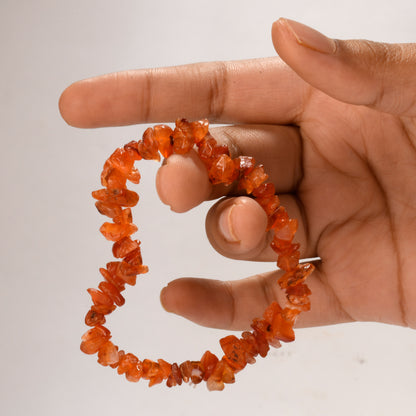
[{"xmin": 58, "ymin": 57, "xmax": 307, "ymax": 128}]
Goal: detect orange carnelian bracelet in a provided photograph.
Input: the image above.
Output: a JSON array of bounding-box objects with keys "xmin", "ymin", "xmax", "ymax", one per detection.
[{"xmin": 80, "ymin": 119, "xmax": 314, "ymax": 391}]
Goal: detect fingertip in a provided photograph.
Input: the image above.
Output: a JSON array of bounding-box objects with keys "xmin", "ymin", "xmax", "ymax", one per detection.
[
  {"xmin": 58, "ymin": 83, "xmax": 76, "ymax": 126},
  {"xmin": 160, "ymin": 285, "xmax": 172, "ymax": 313},
  {"xmin": 271, "ymin": 18, "xmax": 291, "ymax": 53},
  {"xmin": 58, "ymin": 80, "xmax": 92, "ymax": 128},
  {"xmin": 206, "ymin": 196, "xmax": 268, "ymax": 260},
  {"xmin": 159, "ymin": 278, "xmax": 233, "ymax": 329},
  {"xmin": 155, "ymin": 150, "xmax": 212, "ymax": 213}
]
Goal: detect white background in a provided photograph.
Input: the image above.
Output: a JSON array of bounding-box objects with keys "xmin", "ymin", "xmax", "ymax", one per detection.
[{"xmin": 1, "ymin": 0, "xmax": 416, "ymax": 415}]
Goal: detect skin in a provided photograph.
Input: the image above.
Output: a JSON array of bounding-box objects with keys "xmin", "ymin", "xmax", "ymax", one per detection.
[{"xmin": 59, "ymin": 18, "xmax": 416, "ymax": 332}]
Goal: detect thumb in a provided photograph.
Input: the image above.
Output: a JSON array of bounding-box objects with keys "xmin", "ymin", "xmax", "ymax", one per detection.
[{"xmin": 272, "ymin": 18, "xmax": 416, "ymax": 117}]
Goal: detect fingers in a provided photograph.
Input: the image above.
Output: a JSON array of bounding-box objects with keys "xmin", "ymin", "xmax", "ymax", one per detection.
[
  {"xmin": 155, "ymin": 124, "xmax": 310, "ymax": 261},
  {"xmin": 205, "ymin": 194, "xmax": 311, "ymax": 261},
  {"xmin": 156, "ymin": 151, "xmax": 213, "ymax": 214},
  {"xmin": 156, "ymin": 124, "xmax": 302, "ymax": 213},
  {"xmin": 58, "ymin": 58, "xmax": 308, "ymax": 128},
  {"xmin": 159, "ymin": 268, "xmax": 353, "ymax": 330},
  {"xmin": 272, "ymin": 18, "xmax": 416, "ymax": 117}
]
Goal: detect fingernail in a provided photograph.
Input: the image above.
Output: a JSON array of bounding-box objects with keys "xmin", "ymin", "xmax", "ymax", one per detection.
[
  {"xmin": 218, "ymin": 205, "xmax": 240, "ymax": 243},
  {"xmin": 280, "ymin": 18, "xmax": 336, "ymax": 54}
]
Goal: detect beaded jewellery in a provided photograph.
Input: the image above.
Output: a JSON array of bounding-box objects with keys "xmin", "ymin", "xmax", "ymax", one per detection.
[{"xmin": 80, "ymin": 119, "xmax": 314, "ymax": 391}]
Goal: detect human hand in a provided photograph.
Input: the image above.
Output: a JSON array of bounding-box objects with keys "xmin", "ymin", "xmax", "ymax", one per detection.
[{"xmin": 59, "ymin": 18, "xmax": 416, "ymax": 331}]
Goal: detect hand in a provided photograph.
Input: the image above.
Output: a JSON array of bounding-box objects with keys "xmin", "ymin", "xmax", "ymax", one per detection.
[{"xmin": 59, "ymin": 18, "xmax": 416, "ymax": 331}]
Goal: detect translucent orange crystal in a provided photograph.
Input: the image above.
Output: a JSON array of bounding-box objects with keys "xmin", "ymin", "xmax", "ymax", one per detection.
[
  {"xmin": 138, "ymin": 128, "xmax": 161, "ymax": 161},
  {"xmin": 80, "ymin": 325, "xmax": 111, "ymax": 354},
  {"xmin": 208, "ymin": 154, "xmax": 238, "ymax": 185},
  {"xmin": 200, "ymin": 351, "xmax": 219, "ymax": 381},
  {"xmin": 238, "ymin": 165, "xmax": 268, "ymax": 194},
  {"xmin": 112, "ymin": 237, "xmax": 140, "ymax": 258},
  {"xmin": 172, "ymin": 119, "xmax": 195, "ymax": 154},
  {"xmin": 98, "ymin": 281, "xmax": 125, "ymax": 307},
  {"xmin": 154, "ymin": 124, "xmax": 173, "ymax": 158},
  {"xmin": 92, "ymin": 188, "xmax": 139, "ymax": 207},
  {"xmin": 85, "ymin": 309, "xmax": 106, "ymax": 327},
  {"xmin": 190, "ymin": 119, "xmax": 209, "ymax": 143},
  {"xmin": 99, "ymin": 222, "xmax": 138, "ymax": 241},
  {"xmin": 97, "ymin": 341, "xmax": 119, "ymax": 366}
]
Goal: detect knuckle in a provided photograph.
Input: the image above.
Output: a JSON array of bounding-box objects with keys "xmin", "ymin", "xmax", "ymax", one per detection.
[{"xmin": 207, "ymin": 61, "xmax": 228, "ymax": 121}]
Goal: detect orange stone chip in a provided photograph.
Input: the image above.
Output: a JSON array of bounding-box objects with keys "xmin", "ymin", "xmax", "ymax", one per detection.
[
  {"xmin": 80, "ymin": 325, "xmax": 111, "ymax": 354},
  {"xmin": 138, "ymin": 128, "xmax": 161, "ymax": 161},
  {"xmin": 97, "ymin": 341, "xmax": 119, "ymax": 366},
  {"xmin": 92, "ymin": 188, "xmax": 139, "ymax": 207},
  {"xmin": 154, "ymin": 124, "xmax": 173, "ymax": 158},
  {"xmin": 99, "ymin": 222, "xmax": 138, "ymax": 242},
  {"xmin": 112, "ymin": 237, "xmax": 140, "ymax": 258}
]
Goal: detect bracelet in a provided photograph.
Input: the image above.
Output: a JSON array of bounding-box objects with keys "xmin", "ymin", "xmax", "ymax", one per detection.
[{"xmin": 80, "ymin": 118, "xmax": 314, "ymax": 391}]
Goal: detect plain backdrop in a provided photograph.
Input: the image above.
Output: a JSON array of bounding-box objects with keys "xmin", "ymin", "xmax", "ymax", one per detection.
[{"xmin": 1, "ymin": 0, "xmax": 416, "ymax": 415}]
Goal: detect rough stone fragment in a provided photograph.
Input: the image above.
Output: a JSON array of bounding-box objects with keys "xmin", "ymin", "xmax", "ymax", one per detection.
[
  {"xmin": 127, "ymin": 168, "xmax": 141, "ymax": 184},
  {"xmin": 87, "ymin": 288, "xmax": 113, "ymax": 307},
  {"xmin": 123, "ymin": 141, "xmax": 142, "ymax": 161},
  {"xmin": 234, "ymin": 156, "xmax": 255, "ymax": 175},
  {"xmin": 97, "ymin": 341, "xmax": 119, "ymax": 366},
  {"xmin": 157, "ymin": 359, "xmax": 173, "ymax": 379},
  {"xmin": 118, "ymin": 261, "xmax": 148, "ymax": 284},
  {"xmin": 200, "ymin": 351, "xmax": 219, "ymax": 381},
  {"xmin": 85, "ymin": 309, "xmax": 106, "ymax": 326},
  {"xmin": 99, "ymin": 222, "xmax": 138, "ymax": 241},
  {"xmin": 172, "ymin": 119, "xmax": 195, "ymax": 154},
  {"xmin": 255, "ymin": 194, "xmax": 280, "ymax": 218},
  {"xmin": 179, "ymin": 360, "xmax": 193, "ymax": 383},
  {"xmin": 100, "ymin": 266, "xmax": 126, "ymax": 292},
  {"xmin": 122, "ymin": 247, "xmax": 143, "ymax": 266},
  {"xmin": 262, "ymin": 301, "xmax": 294, "ymax": 344},
  {"xmin": 154, "ymin": 124, "xmax": 173, "ymax": 158},
  {"xmin": 116, "ymin": 353, "xmax": 143, "ymax": 382},
  {"xmin": 220, "ymin": 335, "xmax": 248, "ymax": 372},
  {"xmin": 190, "ymin": 119, "xmax": 209, "ymax": 143},
  {"xmin": 98, "ymin": 281, "xmax": 125, "ymax": 306},
  {"xmin": 142, "ymin": 359, "xmax": 164, "ymax": 386},
  {"xmin": 277, "ymin": 249, "xmax": 300, "ymax": 271},
  {"xmin": 206, "ymin": 359, "xmax": 235, "ymax": 391},
  {"xmin": 95, "ymin": 201, "xmax": 123, "ymax": 219},
  {"xmin": 197, "ymin": 135, "xmax": 229, "ymax": 169},
  {"xmin": 117, "ymin": 352, "xmax": 138, "ymax": 375},
  {"xmin": 281, "ymin": 307, "xmax": 301, "ymax": 325},
  {"xmin": 101, "ymin": 162, "xmax": 127, "ymax": 189},
  {"xmin": 189, "ymin": 361, "xmax": 204, "ymax": 384},
  {"xmin": 208, "ymin": 154, "xmax": 238, "ymax": 185},
  {"xmin": 137, "ymin": 128, "xmax": 161, "ymax": 161},
  {"xmin": 271, "ymin": 238, "xmax": 300, "ymax": 256},
  {"xmin": 238, "ymin": 165, "xmax": 268, "ymax": 194},
  {"xmin": 90, "ymin": 303, "xmax": 116, "ymax": 315},
  {"xmin": 107, "ymin": 147, "xmax": 135, "ymax": 174},
  {"xmin": 113, "ymin": 208, "xmax": 133, "ymax": 224},
  {"xmin": 273, "ymin": 218, "xmax": 298, "ymax": 241},
  {"xmin": 104, "ymin": 261, "xmax": 148, "ymax": 286},
  {"xmin": 92, "ymin": 188, "xmax": 139, "ymax": 207},
  {"xmin": 286, "ymin": 283, "xmax": 312, "ymax": 311},
  {"xmin": 250, "ymin": 327, "xmax": 270, "ymax": 357},
  {"xmin": 112, "ymin": 237, "xmax": 140, "ymax": 258},
  {"xmin": 278, "ymin": 263, "xmax": 315, "ymax": 289},
  {"xmin": 80, "ymin": 325, "xmax": 111, "ymax": 354},
  {"xmin": 252, "ymin": 182, "xmax": 275, "ymax": 198},
  {"xmin": 166, "ymin": 362, "xmax": 183, "ymax": 387},
  {"xmin": 240, "ymin": 332, "xmax": 258, "ymax": 364},
  {"xmin": 110, "ymin": 349, "xmax": 125, "ymax": 369}
]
